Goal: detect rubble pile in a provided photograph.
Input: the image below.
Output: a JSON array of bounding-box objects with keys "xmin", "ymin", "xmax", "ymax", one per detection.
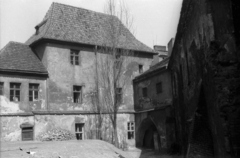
[{"xmin": 37, "ymin": 128, "xmax": 76, "ymax": 141}]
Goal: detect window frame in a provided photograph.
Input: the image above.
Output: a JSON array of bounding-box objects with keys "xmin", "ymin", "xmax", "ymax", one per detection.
[
  {"xmin": 10, "ymin": 83, "xmax": 21, "ymax": 102},
  {"xmin": 75, "ymin": 123, "xmax": 84, "ymax": 140},
  {"xmin": 73, "ymin": 85, "xmax": 82, "ymax": 103},
  {"xmin": 29, "ymin": 83, "xmax": 39, "ymax": 102},
  {"xmin": 127, "ymin": 122, "xmax": 135, "ymax": 140},
  {"xmin": 142, "ymin": 87, "xmax": 148, "ymax": 97},
  {"xmin": 0, "ymin": 82, "xmax": 4, "ymax": 95},
  {"xmin": 116, "ymin": 87, "xmax": 123, "ymax": 104},
  {"xmin": 156, "ymin": 82, "xmax": 162, "ymax": 94},
  {"xmin": 70, "ymin": 49, "xmax": 80, "ymax": 66},
  {"xmin": 139, "ymin": 64, "xmax": 143, "ymax": 73}
]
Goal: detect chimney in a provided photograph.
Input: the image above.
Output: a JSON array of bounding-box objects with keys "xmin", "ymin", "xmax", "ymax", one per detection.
[
  {"xmin": 154, "ymin": 45, "xmax": 166, "ymax": 52},
  {"xmin": 167, "ymin": 38, "xmax": 174, "ymax": 57}
]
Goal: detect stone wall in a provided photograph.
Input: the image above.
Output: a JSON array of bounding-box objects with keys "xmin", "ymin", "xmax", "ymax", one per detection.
[
  {"xmin": 169, "ymin": 0, "xmax": 240, "ymax": 157},
  {"xmin": 0, "ymin": 113, "xmax": 135, "ymax": 148}
]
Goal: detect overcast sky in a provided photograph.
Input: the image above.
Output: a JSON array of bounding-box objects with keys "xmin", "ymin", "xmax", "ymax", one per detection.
[{"xmin": 0, "ymin": 0, "xmax": 182, "ymax": 49}]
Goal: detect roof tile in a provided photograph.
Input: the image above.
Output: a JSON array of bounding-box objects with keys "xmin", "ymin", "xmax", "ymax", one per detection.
[
  {"xmin": 0, "ymin": 42, "xmax": 48, "ymax": 74},
  {"xmin": 25, "ymin": 2, "xmax": 153, "ymax": 53}
]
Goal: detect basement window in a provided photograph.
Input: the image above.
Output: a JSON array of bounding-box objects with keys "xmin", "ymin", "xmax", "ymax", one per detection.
[
  {"xmin": 156, "ymin": 82, "xmax": 162, "ymax": 94},
  {"xmin": 29, "ymin": 84, "xmax": 39, "ymax": 101},
  {"xmin": 127, "ymin": 122, "xmax": 135, "ymax": 139},
  {"xmin": 0, "ymin": 82, "xmax": 3, "ymax": 95},
  {"xmin": 142, "ymin": 87, "xmax": 148, "ymax": 97},
  {"xmin": 10, "ymin": 83, "xmax": 21, "ymax": 101},
  {"xmin": 75, "ymin": 123, "xmax": 84, "ymax": 140},
  {"xmin": 20, "ymin": 123, "xmax": 34, "ymax": 141},
  {"xmin": 70, "ymin": 49, "xmax": 80, "ymax": 65},
  {"xmin": 73, "ymin": 85, "xmax": 82, "ymax": 103},
  {"xmin": 139, "ymin": 65, "xmax": 143, "ymax": 73}
]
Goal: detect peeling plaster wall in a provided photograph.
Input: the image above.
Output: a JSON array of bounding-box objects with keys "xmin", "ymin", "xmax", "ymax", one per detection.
[
  {"xmin": 0, "ymin": 76, "xmax": 47, "ymax": 113},
  {"xmin": 134, "ymin": 70, "xmax": 172, "ymax": 110},
  {"xmin": 34, "ymin": 43, "xmax": 153, "ymax": 111},
  {"xmin": 0, "ymin": 116, "xmax": 34, "ymax": 141},
  {"xmin": 169, "ymin": 0, "xmax": 240, "ymax": 157}
]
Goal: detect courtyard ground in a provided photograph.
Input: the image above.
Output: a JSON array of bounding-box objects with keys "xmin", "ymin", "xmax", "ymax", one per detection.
[{"xmin": 0, "ymin": 140, "xmax": 180, "ymax": 158}]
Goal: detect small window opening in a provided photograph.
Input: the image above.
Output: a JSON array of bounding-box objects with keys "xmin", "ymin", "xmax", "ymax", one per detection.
[
  {"xmin": 73, "ymin": 86, "xmax": 82, "ymax": 103},
  {"xmin": 139, "ymin": 65, "xmax": 143, "ymax": 73},
  {"xmin": 29, "ymin": 84, "xmax": 39, "ymax": 101},
  {"xmin": 0, "ymin": 82, "xmax": 3, "ymax": 95},
  {"xmin": 156, "ymin": 82, "xmax": 162, "ymax": 94},
  {"xmin": 116, "ymin": 88, "xmax": 122, "ymax": 104},
  {"xmin": 70, "ymin": 50, "xmax": 80, "ymax": 65},
  {"xmin": 75, "ymin": 123, "xmax": 84, "ymax": 140},
  {"xmin": 10, "ymin": 83, "xmax": 21, "ymax": 101},
  {"xmin": 142, "ymin": 87, "xmax": 148, "ymax": 97},
  {"xmin": 127, "ymin": 122, "xmax": 135, "ymax": 139}
]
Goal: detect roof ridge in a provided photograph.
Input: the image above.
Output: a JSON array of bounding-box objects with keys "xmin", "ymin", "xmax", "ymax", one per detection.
[
  {"xmin": 1, "ymin": 41, "xmax": 27, "ymax": 54},
  {"xmin": 52, "ymin": 2, "xmax": 110, "ymax": 16}
]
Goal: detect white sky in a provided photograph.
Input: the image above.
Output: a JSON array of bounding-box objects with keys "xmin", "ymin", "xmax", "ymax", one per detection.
[{"xmin": 0, "ymin": 0, "xmax": 182, "ymax": 49}]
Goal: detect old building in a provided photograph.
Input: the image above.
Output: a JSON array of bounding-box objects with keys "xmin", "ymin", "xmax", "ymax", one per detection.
[
  {"xmin": 168, "ymin": 0, "xmax": 240, "ymax": 157},
  {"xmin": 0, "ymin": 2, "xmax": 156, "ymax": 148},
  {"xmin": 133, "ymin": 39, "xmax": 175, "ymax": 152}
]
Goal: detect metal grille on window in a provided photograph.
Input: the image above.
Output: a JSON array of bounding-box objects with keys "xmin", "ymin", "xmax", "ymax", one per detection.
[
  {"xmin": 70, "ymin": 50, "xmax": 80, "ymax": 65},
  {"xmin": 127, "ymin": 122, "xmax": 134, "ymax": 139},
  {"xmin": 29, "ymin": 84, "xmax": 39, "ymax": 101},
  {"xmin": 73, "ymin": 86, "xmax": 82, "ymax": 103},
  {"xmin": 75, "ymin": 123, "xmax": 84, "ymax": 140},
  {"xmin": 10, "ymin": 83, "xmax": 21, "ymax": 101}
]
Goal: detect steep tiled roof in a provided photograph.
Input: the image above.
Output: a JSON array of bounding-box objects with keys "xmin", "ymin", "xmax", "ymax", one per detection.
[
  {"xmin": 0, "ymin": 42, "xmax": 48, "ymax": 74},
  {"xmin": 26, "ymin": 3, "xmax": 153, "ymax": 53},
  {"xmin": 134, "ymin": 57, "xmax": 169, "ymax": 81}
]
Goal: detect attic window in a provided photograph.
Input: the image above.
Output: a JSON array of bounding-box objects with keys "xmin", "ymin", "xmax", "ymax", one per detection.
[{"xmin": 35, "ymin": 19, "xmax": 47, "ymax": 35}]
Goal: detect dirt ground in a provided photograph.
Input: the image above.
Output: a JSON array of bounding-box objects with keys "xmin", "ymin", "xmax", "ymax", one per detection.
[{"xmin": 0, "ymin": 140, "xmax": 180, "ymax": 158}]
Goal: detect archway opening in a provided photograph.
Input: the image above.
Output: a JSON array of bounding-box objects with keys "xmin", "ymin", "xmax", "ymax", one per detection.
[{"xmin": 143, "ymin": 124, "xmax": 157, "ymax": 149}]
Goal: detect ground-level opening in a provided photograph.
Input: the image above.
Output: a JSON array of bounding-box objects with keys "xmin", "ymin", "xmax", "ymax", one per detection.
[
  {"xmin": 75, "ymin": 123, "xmax": 84, "ymax": 140},
  {"xmin": 143, "ymin": 124, "xmax": 158, "ymax": 149},
  {"xmin": 20, "ymin": 123, "xmax": 34, "ymax": 141}
]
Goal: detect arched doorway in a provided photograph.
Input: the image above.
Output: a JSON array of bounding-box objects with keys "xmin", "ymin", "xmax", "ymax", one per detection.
[{"xmin": 137, "ymin": 117, "xmax": 160, "ymax": 150}]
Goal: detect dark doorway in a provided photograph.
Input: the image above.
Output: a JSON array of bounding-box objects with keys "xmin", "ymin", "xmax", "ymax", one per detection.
[{"xmin": 143, "ymin": 124, "xmax": 158, "ymax": 149}]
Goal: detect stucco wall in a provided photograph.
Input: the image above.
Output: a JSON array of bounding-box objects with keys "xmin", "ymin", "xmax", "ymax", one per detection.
[
  {"xmin": 134, "ymin": 70, "xmax": 172, "ymax": 110},
  {"xmin": 0, "ymin": 75, "xmax": 47, "ymax": 113},
  {"xmin": 34, "ymin": 43, "xmax": 153, "ymax": 111}
]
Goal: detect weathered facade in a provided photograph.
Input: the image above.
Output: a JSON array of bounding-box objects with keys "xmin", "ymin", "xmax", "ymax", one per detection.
[
  {"xmin": 0, "ymin": 2, "xmax": 156, "ymax": 148},
  {"xmin": 133, "ymin": 41, "xmax": 175, "ymax": 152},
  {"xmin": 168, "ymin": 0, "xmax": 240, "ymax": 157}
]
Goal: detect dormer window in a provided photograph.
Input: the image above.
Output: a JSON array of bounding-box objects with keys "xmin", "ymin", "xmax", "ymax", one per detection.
[
  {"xmin": 70, "ymin": 50, "xmax": 80, "ymax": 65},
  {"xmin": 35, "ymin": 19, "xmax": 47, "ymax": 35}
]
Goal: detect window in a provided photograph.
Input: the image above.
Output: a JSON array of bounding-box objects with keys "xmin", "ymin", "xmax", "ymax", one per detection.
[
  {"xmin": 116, "ymin": 88, "xmax": 122, "ymax": 104},
  {"xmin": 142, "ymin": 87, "xmax": 147, "ymax": 97},
  {"xmin": 70, "ymin": 49, "xmax": 80, "ymax": 65},
  {"xmin": 73, "ymin": 86, "xmax": 82, "ymax": 103},
  {"xmin": 29, "ymin": 84, "xmax": 39, "ymax": 101},
  {"xmin": 75, "ymin": 123, "xmax": 84, "ymax": 140},
  {"xmin": 10, "ymin": 83, "xmax": 21, "ymax": 101},
  {"xmin": 127, "ymin": 122, "xmax": 134, "ymax": 139},
  {"xmin": 22, "ymin": 127, "xmax": 34, "ymax": 141},
  {"xmin": 139, "ymin": 65, "xmax": 143, "ymax": 73},
  {"xmin": 0, "ymin": 82, "xmax": 3, "ymax": 95},
  {"xmin": 156, "ymin": 82, "xmax": 162, "ymax": 94}
]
